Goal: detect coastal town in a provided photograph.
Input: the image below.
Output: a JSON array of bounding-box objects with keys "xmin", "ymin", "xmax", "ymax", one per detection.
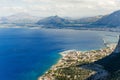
[{"xmin": 39, "ymin": 43, "xmax": 116, "ymax": 80}]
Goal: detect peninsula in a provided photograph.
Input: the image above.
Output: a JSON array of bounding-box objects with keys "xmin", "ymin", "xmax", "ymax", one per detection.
[{"xmin": 38, "ymin": 42, "xmax": 117, "ymax": 80}]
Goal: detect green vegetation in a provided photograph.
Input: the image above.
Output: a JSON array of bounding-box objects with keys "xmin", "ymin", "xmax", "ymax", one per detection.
[{"xmin": 53, "ymin": 66, "xmax": 92, "ymax": 80}]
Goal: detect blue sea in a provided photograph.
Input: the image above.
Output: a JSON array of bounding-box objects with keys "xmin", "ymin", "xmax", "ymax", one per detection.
[{"xmin": 0, "ymin": 28, "xmax": 111, "ymax": 80}]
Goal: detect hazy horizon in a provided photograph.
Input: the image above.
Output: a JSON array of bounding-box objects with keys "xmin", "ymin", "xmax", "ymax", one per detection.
[{"xmin": 0, "ymin": 0, "xmax": 120, "ymax": 18}]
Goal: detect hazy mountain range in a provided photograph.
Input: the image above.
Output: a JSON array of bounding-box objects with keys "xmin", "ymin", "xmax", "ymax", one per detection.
[
  {"xmin": 1, "ymin": 10, "xmax": 120, "ymax": 28},
  {"xmin": 37, "ymin": 9, "xmax": 120, "ymax": 28},
  {"xmin": 0, "ymin": 13, "xmax": 43, "ymax": 24},
  {"xmin": 36, "ymin": 15, "xmax": 104, "ymax": 28}
]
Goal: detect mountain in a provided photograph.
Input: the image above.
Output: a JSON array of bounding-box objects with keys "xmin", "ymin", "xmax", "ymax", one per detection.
[
  {"xmin": 37, "ymin": 16, "xmax": 70, "ymax": 27},
  {"xmin": 94, "ymin": 10, "xmax": 120, "ymax": 27},
  {"xmin": 73, "ymin": 15, "xmax": 103, "ymax": 24},
  {"xmin": 0, "ymin": 13, "xmax": 42, "ymax": 24},
  {"xmin": 36, "ymin": 15, "xmax": 104, "ymax": 28}
]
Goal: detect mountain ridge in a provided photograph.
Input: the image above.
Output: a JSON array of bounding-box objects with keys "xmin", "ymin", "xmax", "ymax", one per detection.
[
  {"xmin": 1, "ymin": 10, "xmax": 120, "ymax": 28},
  {"xmin": 93, "ymin": 10, "xmax": 120, "ymax": 27},
  {"xmin": 37, "ymin": 15, "xmax": 70, "ymax": 27}
]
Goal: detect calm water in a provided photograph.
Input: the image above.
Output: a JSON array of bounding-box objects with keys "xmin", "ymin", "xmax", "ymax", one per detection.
[{"xmin": 0, "ymin": 28, "xmax": 105, "ymax": 80}]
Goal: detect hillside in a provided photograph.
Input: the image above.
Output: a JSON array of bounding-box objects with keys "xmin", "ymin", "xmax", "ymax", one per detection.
[
  {"xmin": 36, "ymin": 15, "xmax": 104, "ymax": 28},
  {"xmin": 37, "ymin": 15, "xmax": 70, "ymax": 27},
  {"xmin": 94, "ymin": 10, "xmax": 120, "ymax": 27},
  {"xmin": 73, "ymin": 15, "xmax": 103, "ymax": 24}
]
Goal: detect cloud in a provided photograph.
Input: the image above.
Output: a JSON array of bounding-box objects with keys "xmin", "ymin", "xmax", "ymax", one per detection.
[
  {"xmin": 0, "ymin": 0, "xmax": 120, "ymax": 17},
  {"xmin": 0, "ymin": 6, "xmax": 28, "ymax": 16}
]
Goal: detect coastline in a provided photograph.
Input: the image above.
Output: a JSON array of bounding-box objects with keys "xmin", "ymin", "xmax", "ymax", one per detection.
[
  {"xmin": 38, "ymin": 42, "xmax": 116, "ymax": 80},
  {"xmin": 0, "ymin": 27, "xmax": 118, "ymax": 80},
  {"xmin": 37, "ymin": 29, "xmax": 118, "ymax": 80}
]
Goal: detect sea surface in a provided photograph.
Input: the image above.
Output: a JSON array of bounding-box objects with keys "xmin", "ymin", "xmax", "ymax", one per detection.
[{"xmin": 0, "ymin": 28, "xmax": 118, "ymax": 80}]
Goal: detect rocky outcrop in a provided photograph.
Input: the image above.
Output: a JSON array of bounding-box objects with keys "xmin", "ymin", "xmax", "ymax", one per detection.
[{"xmin": 113, "ymin": 35, "xmax": 120, "ymax": 53}]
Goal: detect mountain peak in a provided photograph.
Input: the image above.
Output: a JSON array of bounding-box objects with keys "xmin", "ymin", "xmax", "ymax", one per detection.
[
  {"xmin": 53, "ymin": 15, "xmax": 59, "ymax": 17},
  {"xmin": 47, "ymin": 15, "xmax": 62, "ymax": 19},
  {"xmin": 37, "ymin": 15, "xmax": 70, "ymax": 27}
]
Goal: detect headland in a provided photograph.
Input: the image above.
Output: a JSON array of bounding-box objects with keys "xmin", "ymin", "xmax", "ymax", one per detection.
[{"xmin": 38, "ymin": 43, "xmax": 116, "ymax": 80}]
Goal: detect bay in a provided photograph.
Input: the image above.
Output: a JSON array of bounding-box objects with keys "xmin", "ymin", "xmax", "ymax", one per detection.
[{"xmin": 0, "ymin": 28, "xmax": 110, "ymax": 80}]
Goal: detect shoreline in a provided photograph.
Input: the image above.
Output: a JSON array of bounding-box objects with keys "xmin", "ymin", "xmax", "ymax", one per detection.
[
  {"xmin": 0, "ymin": 27, "xmax": 118, "ymax": 80},
  {"xmin": 37, "ymin": 29, "xmax": 118, "ymax": 80},
  {"xmin": 38, "ymin": 43, "xmax": 117, "ymax": 80}
]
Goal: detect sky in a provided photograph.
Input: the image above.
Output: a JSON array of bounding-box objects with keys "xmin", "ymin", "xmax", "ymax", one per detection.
[{"xmin": 0, "ymin": 0, "xmax": 120, "ymax": 18}]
